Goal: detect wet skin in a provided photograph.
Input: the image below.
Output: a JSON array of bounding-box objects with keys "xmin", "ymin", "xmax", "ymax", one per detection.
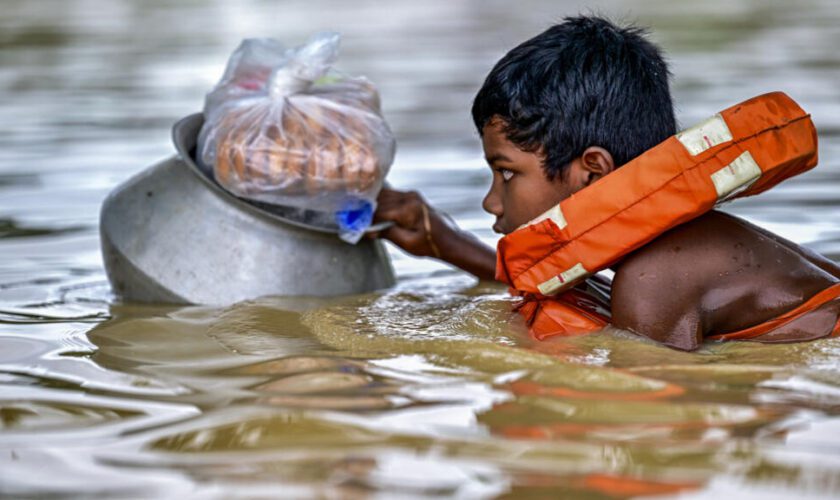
[
  {"xmin": 612, "ymin": 212, "xmax": 840, "ymax": 350},
  {"xmin": 373, "ymin": 118, "xmax": 840, "ymax": 350}
]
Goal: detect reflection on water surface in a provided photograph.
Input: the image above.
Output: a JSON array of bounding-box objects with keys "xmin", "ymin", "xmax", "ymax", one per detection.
[{"xmin": 2, "ymin": 0, "xmax": 840, "ymax": 497}]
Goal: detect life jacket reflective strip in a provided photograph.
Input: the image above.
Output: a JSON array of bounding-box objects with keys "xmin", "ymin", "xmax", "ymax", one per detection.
[{"xmin": 496, "ymin": 92, "xmax": 819, "ymax": 339}]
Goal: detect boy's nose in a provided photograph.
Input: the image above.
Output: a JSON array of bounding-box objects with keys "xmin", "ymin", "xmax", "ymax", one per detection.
[{"xmin": 482, "ymin": 187, "xmax": 503, "ymax": 217}]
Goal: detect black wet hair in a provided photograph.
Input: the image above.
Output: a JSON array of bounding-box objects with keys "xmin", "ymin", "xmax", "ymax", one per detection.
[{"xmin": 472, "ymin": 15, "xmax": 676, "ymax": 178}]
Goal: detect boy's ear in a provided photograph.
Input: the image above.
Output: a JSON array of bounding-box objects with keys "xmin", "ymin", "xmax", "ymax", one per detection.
[{"xmin": 579, "ymin": 146, "xmax": 615, "ymax": 186}]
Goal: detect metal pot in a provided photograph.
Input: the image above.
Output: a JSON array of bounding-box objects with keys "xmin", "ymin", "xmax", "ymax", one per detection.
[{"xmin": 100, "ymin": 114, "xmax": 395, "ymax": 304}]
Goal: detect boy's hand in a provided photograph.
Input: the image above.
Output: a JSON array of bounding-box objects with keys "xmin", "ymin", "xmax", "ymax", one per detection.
[
  {"xmin": 370, "ymin": 188, "xmax": 498, "ymax": 281},
  {"xmin": 369, "ymin": 188, "xmax": 453, "ymax": 258}
]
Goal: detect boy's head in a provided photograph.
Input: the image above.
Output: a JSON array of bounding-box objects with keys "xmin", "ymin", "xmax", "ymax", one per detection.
[{"xmin": 474, "ymin": 16, "xmax": 677, "ymax": 234}]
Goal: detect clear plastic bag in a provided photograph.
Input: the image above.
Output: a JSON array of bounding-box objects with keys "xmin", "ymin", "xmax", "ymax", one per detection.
[{"xmin": 197, "ymin": 32, "xmax": 395, "ymax": 243}]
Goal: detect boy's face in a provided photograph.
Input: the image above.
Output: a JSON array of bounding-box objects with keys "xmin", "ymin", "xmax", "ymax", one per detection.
[{"xmin": 481, "ymin": 118, "xmax": 576, "ymax": 234}]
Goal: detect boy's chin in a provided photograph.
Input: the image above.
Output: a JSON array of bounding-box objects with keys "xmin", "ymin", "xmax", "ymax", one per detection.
[{"xmin": 492, "ymin": 221, "xmax": 512, "ymax": 234}]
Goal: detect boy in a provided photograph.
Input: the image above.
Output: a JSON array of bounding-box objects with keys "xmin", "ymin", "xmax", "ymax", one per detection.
[{"xmin": 371, "ymin": 16, "xmax": 840, "ymax": 351}]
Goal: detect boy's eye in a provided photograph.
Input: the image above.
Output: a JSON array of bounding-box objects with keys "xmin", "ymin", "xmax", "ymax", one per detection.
[{"xmin": 500, "ymin": 168, "xmax": 514, "ymax": 182}]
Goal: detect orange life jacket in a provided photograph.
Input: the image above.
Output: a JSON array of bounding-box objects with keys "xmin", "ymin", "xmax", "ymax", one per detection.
[{"xmin": 496, "ymin": 92, "xmax": 819, "ymax": 340}]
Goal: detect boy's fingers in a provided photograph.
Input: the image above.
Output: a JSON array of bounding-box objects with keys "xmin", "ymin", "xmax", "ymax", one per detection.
[
  {"xmin": 376, "ymin": 188, "xmax": 424, "ymax": 209},
  {"xmin": 372, "ymin": 189, "xmax": 430, "ymax": 254},
  {"xmin": 376, "ymin": 188, "xmax": 409, "ymax": 208},
  {"xmin": 375, "ymin": 212, "xmax": 415, "ymax": 230},
  {"xmin": 373, "ymin": 201, "xmax": 421, "ymax": 229},
  {"xmin": 376, "ymin": 187, "xmax": 400, "ymax": 201},
  {"xmin": 381, "ymin": 224, "xmax": 422, "ymax": 248}
]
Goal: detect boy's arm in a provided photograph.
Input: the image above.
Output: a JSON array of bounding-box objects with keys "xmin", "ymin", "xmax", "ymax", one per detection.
[
  {"xmin": 370, "ymin": 188, "xmax": 498, "ymax": 281},
  {"xmin": 609, "ymin": 226, "xmax": 711, "ymax": 351},
  {"xmin": 611, "ymin": 264, "xmax": 704, "ymax": 351}
]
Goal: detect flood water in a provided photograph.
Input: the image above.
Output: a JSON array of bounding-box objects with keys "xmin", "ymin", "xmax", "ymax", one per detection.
[{"xmin": 3, "ymin": 0, "xmax": 840, "ymax": 497}]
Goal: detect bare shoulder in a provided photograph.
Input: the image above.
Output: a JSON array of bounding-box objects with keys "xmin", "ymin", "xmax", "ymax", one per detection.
[
  {"xmin": 610, "ymin": 217, "xmax": 710, "ymax": 350},
  {"xmin": 610, "ymin": 210, "xmax": 838, "ymax": 350}
]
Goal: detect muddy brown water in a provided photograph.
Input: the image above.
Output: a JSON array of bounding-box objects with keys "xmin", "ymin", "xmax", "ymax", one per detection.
[{"xmin": 2, "ymin": 0, "xmax": 840, "ymax": 497}]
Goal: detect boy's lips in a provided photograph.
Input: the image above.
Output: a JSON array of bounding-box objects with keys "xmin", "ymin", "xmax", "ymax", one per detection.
[{"xmin": 492, "ymin": 220, "xmax": 506, "ymax": 234}]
